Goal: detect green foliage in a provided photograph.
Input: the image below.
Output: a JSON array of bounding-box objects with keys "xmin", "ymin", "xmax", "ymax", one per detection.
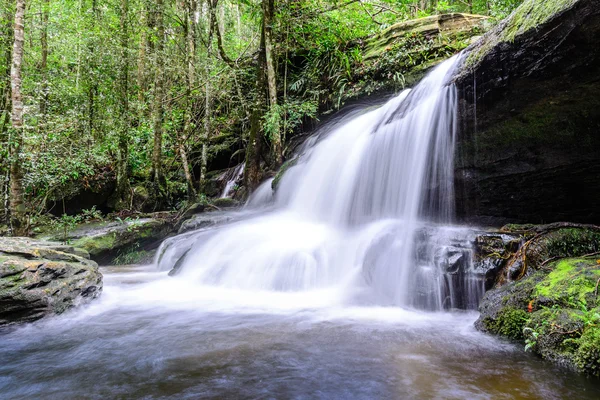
[{"xmin": 1, "ymin": 0, "xmax": 527, "ymax": 217}]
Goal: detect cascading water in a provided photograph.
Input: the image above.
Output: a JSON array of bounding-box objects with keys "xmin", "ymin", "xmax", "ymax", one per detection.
[
  {"xmin": 157, "ymin": 54, "xmax": 483, "ymax": 310},
  {"xmin": 220, "ymin": 163, "xmax": 246, "ymax": 198}
]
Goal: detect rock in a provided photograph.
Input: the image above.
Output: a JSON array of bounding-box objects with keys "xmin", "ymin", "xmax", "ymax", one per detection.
[
  {"xmin": 345, "ymin": 13, "xmax": 488, "ymax": 106},
  {"xmin": 211, "ymin": 198, "xmax": 240, "ymax": 208},
  {"xmin": 272, "ymin": 157, "xmax": 299, "ymax": 192},
  {"xmin": 40, "ymin": 215, "xmax": 175, "ymax": 265},
  {"xmin": 475, "ymin": 257, "xmax": 600, "ymax": 376},
  {"xmin": 472, "ymin": 232, "xmax": 522, "ymax": 289},
  {"xmin": 0, "ymin": 237, "xmax": 102, "ymax": 327},
  {"xmin": 177, "ymin": 211, "xmax": 235, "ymax": 234},
  {"xmin": 454, "ymin": 0, "xmax": 600, "ymax": 225}
]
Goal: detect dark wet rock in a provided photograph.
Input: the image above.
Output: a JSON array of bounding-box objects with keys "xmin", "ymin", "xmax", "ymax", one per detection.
[
  {"xmin": 0, "ymin": 237, "xmax": 102, "ymax": 327},
  {"xmin": 454, "ymin": 0, "xmax": 600, "ymax": 225},
  {"xmin": 472, "ymin": 232, "xmax": 522, "ymax": 289}
]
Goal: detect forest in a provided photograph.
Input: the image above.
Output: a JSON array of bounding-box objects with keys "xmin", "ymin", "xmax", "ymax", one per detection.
[{"xmin": 0, "ymin": 0, "xmax": 520, "ymax": 234}]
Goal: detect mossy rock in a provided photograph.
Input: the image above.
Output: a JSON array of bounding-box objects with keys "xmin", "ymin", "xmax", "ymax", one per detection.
[
  {"xmin": 272, "ymin": 158, "xmax": 299, "ymax": 191},
  {"xmin": 477, "ymin": 256, "xmax": 600, "ymax": 376},
  {"xmin": 211, "ymin": 198, "xmax": 240, "ymax": 208},
  {"xmin": 463, "ymin": 0, "xmax": 578, "ymax": 69},
  {"xmin": 40, "ymin": 216, "xmax": 175, "ymax": 265},
  {"xmin": 0, "ymin": 237, "xmax": 102, "ymax": 326}
]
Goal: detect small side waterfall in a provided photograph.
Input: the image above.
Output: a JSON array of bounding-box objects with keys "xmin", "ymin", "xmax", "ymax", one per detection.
[
  {"xmin": 220, "ymin": 163, "xmax": 245, "ymax": 198},
  {"xmin": 157, "ymin": 54, "xmax": 484, "ymax": 310}
]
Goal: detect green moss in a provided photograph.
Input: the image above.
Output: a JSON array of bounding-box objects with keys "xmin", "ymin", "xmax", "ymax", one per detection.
[
  {"xmin": 483, "ymin": 307, "xmax": 529, "ymax": 339},
  {"xmin": 211, "ymin": 198, "xmax": 239, "ymax": 208},
  {"xmin": 73, "ymin": 233, "xmax": 118, "ymax": 256},
  {"xmin": 535, "ymin": 258, "xmax": 600, "ymax": 308},
  {"xmin": 272, "ymin": 158, "xmax": 299, "ymax": 191},
  {"xmin": 465, "ymin": 0, "xmax": 577, "ymax": 66},
  {"xmin": 575, "ymin": 326, "xmax": 600, "ymax": 376}
]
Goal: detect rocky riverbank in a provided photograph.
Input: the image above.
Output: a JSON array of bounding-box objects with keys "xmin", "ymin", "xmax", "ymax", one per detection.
[{"xmin": 0, "ymin": 237, "xmax": 102, "ymax": 327}]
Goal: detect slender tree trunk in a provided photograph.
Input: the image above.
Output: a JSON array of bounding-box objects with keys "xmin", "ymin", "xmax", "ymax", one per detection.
[
  {"xmin": 150, "ymin": 0, "xmax": 167, "ymax": 202},
  {"xmin": 87, "ymin": 0, "xmax": 99, "ymax": 137},
  {"xmin": 9, "ymin": 0, "xmax": 26, "ymax": 236},
  {"xmin": 39, "ymin": 0, "xmax": 49, "ymax": 115},
  {"xmin": 114, "ymin": 0, "xmax": 132, "ymax": 209},
  {"xmin": 181, "ymin": 0, "xmax": 197, "ymax": 199},
  {"xmin": 137, "ymin": 2, "xmax": 147, "ymax": 104},
  {"xmin": 1, "ymin": 2, "xmax": 14, "ymax": 225},
  {"xmin": 201, "ymin": 0, "xmax": 215, "ymax": 187},
  {"xmin": 262, "ymin": 0, "xmax": 281, "ymax": 165}
]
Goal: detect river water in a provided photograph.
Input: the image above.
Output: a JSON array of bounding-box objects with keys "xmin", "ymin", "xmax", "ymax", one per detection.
[{"xmin": 1, "ymin": 264, "xmax": 599, "ymax": 399}]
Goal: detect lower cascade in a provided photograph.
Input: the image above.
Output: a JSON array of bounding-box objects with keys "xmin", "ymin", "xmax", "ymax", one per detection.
[{"xmin": 157, "ymin": 54, "xmax": 484, "ymax": 310}]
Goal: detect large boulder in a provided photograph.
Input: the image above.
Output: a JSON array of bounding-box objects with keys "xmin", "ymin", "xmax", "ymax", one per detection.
[
  {"xmin": 454, "ymin": 0, "xmax": 600, "ymax": 225},
  {"xmin": 0, "ymin": 237, "xmax": 102, "ymax": 327}
]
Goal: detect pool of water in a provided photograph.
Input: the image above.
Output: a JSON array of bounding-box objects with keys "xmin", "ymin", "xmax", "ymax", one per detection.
[{"xmin": 1, "ymin": 265, "xmax": 599, "ymax": 399}]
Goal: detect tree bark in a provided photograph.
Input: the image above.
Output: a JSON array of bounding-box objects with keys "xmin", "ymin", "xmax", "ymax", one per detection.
[
  {"xmin": 113, "ymin": 0, "xmax": 132, "ymax": 210},
  {"xmin": 150, "ymin": 0, "xmax": 167, "ymax": 203},
  {"xmin": 262, "ymin": 0, "xmax": 281, "ymax": 165},
  {"xmin": 181, "ymin": 0, "xmax": 197, "ymax": 199},
  {"xmin": 9, "ymin": 0, "xmax": 26, "ymax": 236},
  {"xmin": 201, "ymin": 0, "xmax": 215, "ymax": 188},
  {"xmin": 39, "ymin": 0, "xmax": 49, "ymax": 115},
  {"xmin": 245, "ymin": 24, "xmax": 266, "ymax": 191}
]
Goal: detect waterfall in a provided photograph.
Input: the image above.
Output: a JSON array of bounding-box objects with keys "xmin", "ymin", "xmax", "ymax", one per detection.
[
  {"xmin": 158, "ymin": 54, "xmax": 483, "ymax": 310},
  {"xmin": 220, "ymin": 163, "xmax": 245, "ymax": 198}
]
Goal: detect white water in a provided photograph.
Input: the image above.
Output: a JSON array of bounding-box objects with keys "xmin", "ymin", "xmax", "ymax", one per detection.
[
  {"xmin": 220, "ymin": 162, "xmax": 245, "ymax": 198},
  {"xmin": 157, "ymin": 55, "xmax": 480, "ymax": 310}
]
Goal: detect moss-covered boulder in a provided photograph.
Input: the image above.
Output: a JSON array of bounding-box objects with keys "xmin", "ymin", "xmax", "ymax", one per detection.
[
  {"xmin": 454, "ymin": 0, "xmax": 600, "ymax": 225},
  {"xmin": 0, "ymin": 237, "xmax": 102, "ymax": 327},
  {"xmin": 476, "ymin": 257, "xmax": 600, "ymax": 375},
  {"xmin": 40, "ymin": 215, "xmax": 175, "ymax": 265},
  {"xmin": 339, "ymin": 13, "xmax": 488, "ymax": 107}
]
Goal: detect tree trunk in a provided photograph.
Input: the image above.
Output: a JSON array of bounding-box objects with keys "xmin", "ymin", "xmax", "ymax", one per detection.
[
  {"xmin": 262, "ymin": 0, "xmax": 282, "ymax": 165},
  {"xmin": 201, "ymin": 0, "xmax": 215, "ymax": 188},
  {"xmin": 181, "ymin": 0, "xmax": 197, "ymax": 199},
  {"xmin": 150, "ymin": 0, "xmax": 167, "ymax": 203},
  {"xmin": 9, "ymin": 0, "xmax": 26, "ymax": 236},
  {"xmin": 1, "ymin": 1, "xmax": 14, "ymax": 225},
  {"xmin": 245, "ymin": 25, "xmax": 266, "ymax": 191},
  {"xmin": 113, "ymin": 0, "xmax": 132, "ymax": 210},
  {"xmin": 39, "ymin": 0, "xmax": 49, "ymax": 115},
  {"xmin": 137, "ymin": 2, "xmax": 148, "ymax": 104}
]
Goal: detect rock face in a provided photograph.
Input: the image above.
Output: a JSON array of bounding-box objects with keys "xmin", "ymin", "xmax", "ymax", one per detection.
[
  {"xmin": 341, "ymin": 13, "xmax": 488, "ymax": 107},
  {"xmin": 40, "ymin": 215, "xmax": 175, "ymax": 265},
  {"xmin": 454, "ymin": 0, "xmax": 600, "ymax": 225},
  {"xmin": 0, "ymin": 237, "xmax": 102, "ymax": 327}
]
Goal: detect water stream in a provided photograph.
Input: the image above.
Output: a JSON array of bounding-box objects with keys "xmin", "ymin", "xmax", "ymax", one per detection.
[{"xmin": 2, "ymin": 56, "xmax": 600, "ymax": 398}]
